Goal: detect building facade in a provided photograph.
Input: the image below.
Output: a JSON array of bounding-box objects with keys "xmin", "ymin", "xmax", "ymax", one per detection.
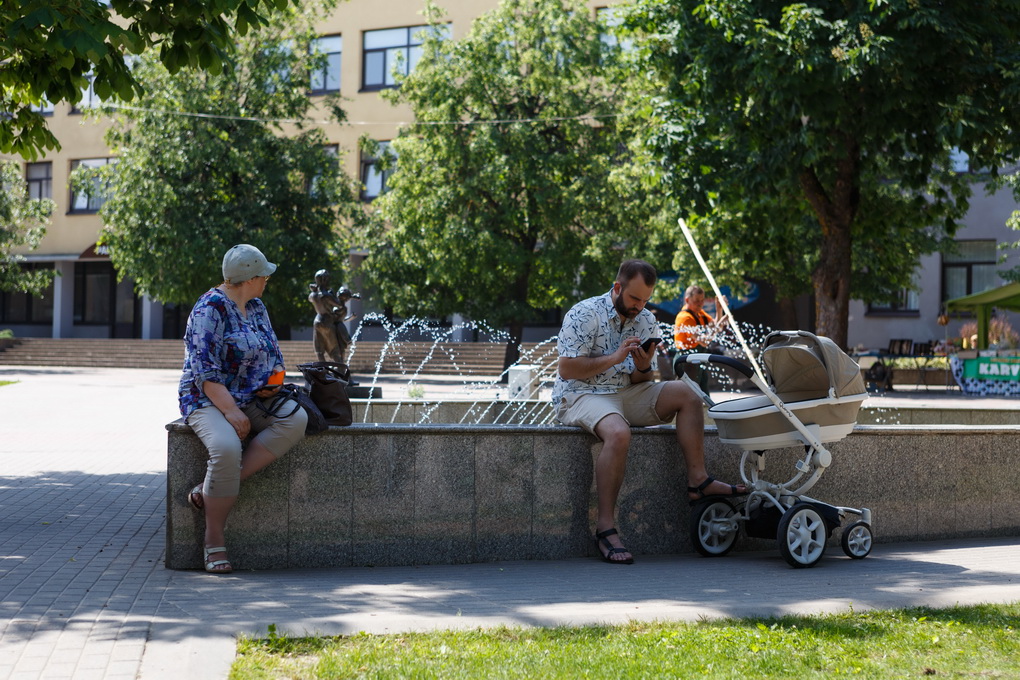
[
  {"xmin": 846, "ymin": 186, "xmax": 1020, "ymax": 353},
  {"xmin": 3, "ymin": 0, "xmax": 1019, "ymax": 352}
]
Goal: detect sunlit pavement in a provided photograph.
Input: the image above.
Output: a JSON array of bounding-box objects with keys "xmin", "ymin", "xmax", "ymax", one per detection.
[{"xmin": 1, "ymin": 365, "xmax": 1018, "ymax": 680}]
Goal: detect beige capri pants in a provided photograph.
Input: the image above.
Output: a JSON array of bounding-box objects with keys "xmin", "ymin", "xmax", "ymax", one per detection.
[{"xmin": 186, "ymin": 397, "xmax": 308, "ymax": 498}]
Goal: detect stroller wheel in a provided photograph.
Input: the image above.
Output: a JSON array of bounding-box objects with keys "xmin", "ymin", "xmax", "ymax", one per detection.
[
  {"xmin": 777, "ymin": 503, "xmax": 827, "ymax": 568},
  {"xmin": 841, "ymin": 521, "xmax": 873, "ymax": 559},
  {"xmin": 690, "ymin": 499, "xmax": 739, "ymax": 557}
]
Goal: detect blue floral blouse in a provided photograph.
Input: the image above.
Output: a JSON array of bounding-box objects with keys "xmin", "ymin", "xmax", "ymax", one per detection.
[
  {"xmin": 551, "ymin": 291, "xmax": 660, "ymax": 405},
  {"xmin": 178, "ymin": 287, "xmax": 285, "ymax": 417}
]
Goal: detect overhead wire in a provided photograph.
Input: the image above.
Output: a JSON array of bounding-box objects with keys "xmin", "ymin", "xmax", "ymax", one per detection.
[{"xmin": 98, "ymin": 101, "xmax": 630, "ymax": 127}]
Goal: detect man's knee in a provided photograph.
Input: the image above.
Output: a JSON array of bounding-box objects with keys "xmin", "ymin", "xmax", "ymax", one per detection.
[
  {"xmin": 596, "ymin": 415, "xmax": 631, "ymax": 449},
  {"xmin": 656, "ymin": 380, "xmax": 701, "ymax": 416}
]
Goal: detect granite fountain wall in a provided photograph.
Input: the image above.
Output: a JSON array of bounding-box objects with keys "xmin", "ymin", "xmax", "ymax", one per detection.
[{"xmin": 165, "ymin": 419, "xmax": 1020, "ymax": 570}]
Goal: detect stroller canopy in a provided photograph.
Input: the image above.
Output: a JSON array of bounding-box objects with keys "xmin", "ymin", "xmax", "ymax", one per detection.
[{"xmin": 762, "ymin": 331, "xmax": 866, "ymax": 400}]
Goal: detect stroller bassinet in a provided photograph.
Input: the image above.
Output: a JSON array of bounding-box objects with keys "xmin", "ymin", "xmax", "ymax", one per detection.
[
  {"xmin": 675, "ymin": 330, "xmax": 872, "ymax": 568},
  {"xmin": 711, "ymin": 332, "xmax": 866, "ymax": 449}
]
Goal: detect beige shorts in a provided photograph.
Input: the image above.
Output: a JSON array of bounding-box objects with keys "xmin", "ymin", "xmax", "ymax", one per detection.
[{"xmin": 555, "ymin": 382, "xmax": 670, "ymax": 435}]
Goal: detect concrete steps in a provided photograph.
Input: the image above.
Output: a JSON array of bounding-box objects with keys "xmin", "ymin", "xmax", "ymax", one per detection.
[
  {"xmin": 0, "ymin": 338, "xmax": 558, "ymax": 377},
  {"xmin": 0, "ymin": 338, "xmax": 185, "ymax": 370}
]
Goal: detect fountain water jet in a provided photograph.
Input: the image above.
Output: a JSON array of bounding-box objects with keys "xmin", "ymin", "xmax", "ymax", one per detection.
[{"xmin": 341, "ymin": 313, "xmax": 785, "ymax": 425}]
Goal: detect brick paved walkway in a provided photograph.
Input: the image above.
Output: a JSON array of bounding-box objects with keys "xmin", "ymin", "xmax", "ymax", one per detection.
[{"xmin": 1, "ymin": 365, "xmax": 1019, "ymax": 680}]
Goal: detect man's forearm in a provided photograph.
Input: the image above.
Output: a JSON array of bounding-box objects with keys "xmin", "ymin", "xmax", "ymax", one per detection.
[{"xmin": 558, "ymin": 354, "xmax": 624, "ymax": 381}]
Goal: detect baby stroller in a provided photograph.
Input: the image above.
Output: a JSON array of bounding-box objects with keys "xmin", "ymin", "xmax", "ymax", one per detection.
[{"xmin": 675, "ymin": 330, "xmax": 872, "ymax": 568}]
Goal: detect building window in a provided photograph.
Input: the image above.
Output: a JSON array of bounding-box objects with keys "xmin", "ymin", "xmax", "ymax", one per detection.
[
  {"xmin": 74, "ymin": 261, "xmax": 113, "ymax": 325},
  {"xmin": 949, "ymin": 147, "xmax": 970, "ymax": 173},
  {"xmin": 26, "ymin": 162, "xmax": 52, "ymax": 200},
  {"xmin": 70, "ymin": 72, "xmax": 101, "ymax": 114},
  {"xmin": 360, "ymin": 141, "xmax": 395, "ymax": 200},
  {"xmin": 597, "ymin": 7, "xmax": 634, "ymax": 52},
  {"xmin": 362, "ymin": 24, "xmax": 448, "ymax": 90},
  {"xmin": 310, "ymin": 144, "xmax": 339, "ymax": 198},
  {"xmin": 310, "ymin": 35, "xmax": 342, "ymax": 94},
  {"xmin": 261, "ymin": 41, "xmax": 294, "ymax": 93},
  {"xmin": 867, "ymin": 270, "xmax": 920, "ymax": 315},
  {"xmin": 943, "ymin": 240, "xmax": 998, "ymax": 302},
  {"xmin": 30, "ymin": 97, "xmax": 54, "ymax": 116},
  {"xmin": 867, "ymin": 288, "xmax": 920, "ymax": 316},
  {"xmin": 0, "ymin": 264, "xmax": 54, "ymax": 324},
  {"xmin": 69, "ymin": 158, "xmax": 115, "ymax": 213}
]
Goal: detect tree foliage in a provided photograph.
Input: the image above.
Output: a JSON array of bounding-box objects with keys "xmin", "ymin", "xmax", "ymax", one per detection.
[
  {"xmin": 363, "ymin": 0, "xmax": 673, "ymax": 354},
  {"xmin": 628, "ymin": 0, "xmax": 1020, "ymax": 346},
  {"xmin": 75, "ymin": 4, "xmax": 364, "ymax": 328},
  {"xmin": 0, "ymin": 0, "xmax": 306, "ymax": 159},
  {"xmin": 0, "ymin": 159, "xmax": 55, "ymax": 294},
  {"xmin": 1000, "ymin": 177, "xmax": 1020, "ymax": 283}
]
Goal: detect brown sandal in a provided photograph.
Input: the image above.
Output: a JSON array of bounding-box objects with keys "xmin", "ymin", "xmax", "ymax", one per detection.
[{"xmin": 187, "ymin": 484, "xmax": 204, "ymax": 512}]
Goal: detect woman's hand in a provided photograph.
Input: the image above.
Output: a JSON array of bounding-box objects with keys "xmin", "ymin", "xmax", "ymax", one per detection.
[
  {"xmin": 253, "ymin": 385, "xmax": 281, "ymax": 399},
  {"xmin": 223, "ymin": 407, "xmax": 251, "ymax": 440},
  {"xmin": 255, "ymin": 368, "xmax": 285, "ymax": 399},
  {"xmin": 202, "ymin": 380, "xmax": 251, "ymax": 440}
]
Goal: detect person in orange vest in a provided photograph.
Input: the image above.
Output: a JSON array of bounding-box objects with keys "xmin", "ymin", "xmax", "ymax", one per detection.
[{"xmin": 673, "ymin": 285, "xmax": 728, "ymax": 389}]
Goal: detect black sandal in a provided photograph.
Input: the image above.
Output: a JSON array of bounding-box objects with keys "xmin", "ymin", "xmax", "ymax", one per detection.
[
  {"xmin": 687, "ymin": 476, "xmax": 746, "ymax": 505},
  {"xmin": 595, "ymin": 528, "xmax": 634, "ymax": 565}
]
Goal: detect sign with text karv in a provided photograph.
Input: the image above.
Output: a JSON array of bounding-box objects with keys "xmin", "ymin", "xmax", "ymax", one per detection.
[{"xmin": 962, "ymin": 357, "xmax": 1020, "ymax": 381}]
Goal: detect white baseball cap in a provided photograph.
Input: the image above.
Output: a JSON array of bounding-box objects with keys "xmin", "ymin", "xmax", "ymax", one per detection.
[{"xmin": 222, "ymin": 244, "xmax": 277, "ymax": 284}]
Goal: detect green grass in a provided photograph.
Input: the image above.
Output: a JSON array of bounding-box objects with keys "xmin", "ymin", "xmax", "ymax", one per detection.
[
  {"xmin": 0, "ymin": 380, "xmax": 17, "ymax": 387},
  {"xmin": 232, "ymin": 603, "xmax": 1020, "ymax": 679}
]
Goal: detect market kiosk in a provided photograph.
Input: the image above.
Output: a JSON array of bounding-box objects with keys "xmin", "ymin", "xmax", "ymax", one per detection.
[{"xmin": 946, "ymin": 282, "xmax": 1020, "ymax": 395}]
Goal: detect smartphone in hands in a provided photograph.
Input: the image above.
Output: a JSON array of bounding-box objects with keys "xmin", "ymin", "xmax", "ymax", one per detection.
[
  {"xmin": 640, "ymin": 337, "xmax": 661, "ymax": 352},
  {"xmin": 255, "ymin": 369, "xmax": 285, "ymax": 397}
]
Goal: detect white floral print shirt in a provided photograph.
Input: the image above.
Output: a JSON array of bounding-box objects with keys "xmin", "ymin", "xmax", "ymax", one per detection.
[{"xmin": 551, "ymin": 291, "xmax": 660, "ymax": 404}]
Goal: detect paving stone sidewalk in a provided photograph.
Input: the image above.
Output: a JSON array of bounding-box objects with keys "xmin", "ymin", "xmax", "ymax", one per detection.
[{"xmin": 1, "ymin": 366, "xmax": 1019, "ymax": 680}]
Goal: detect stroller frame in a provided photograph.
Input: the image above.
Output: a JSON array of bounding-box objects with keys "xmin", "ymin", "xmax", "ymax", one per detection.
[{"xmin": 677, "ymin": 330, "xmax": 873, "ymax": 568}]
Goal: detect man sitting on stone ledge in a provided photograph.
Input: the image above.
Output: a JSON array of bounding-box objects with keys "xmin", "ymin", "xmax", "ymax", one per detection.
[{"xmin": 553, "ymin": 259, "xmax": 746, "ymax": 565}]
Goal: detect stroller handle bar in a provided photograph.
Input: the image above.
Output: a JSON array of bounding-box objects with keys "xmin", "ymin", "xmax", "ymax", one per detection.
[{"xmin": 674, "ymin": 353, "xmax": 755, "ymax": 379}]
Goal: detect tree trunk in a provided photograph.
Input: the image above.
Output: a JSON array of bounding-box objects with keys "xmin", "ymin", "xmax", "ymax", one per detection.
[
  {"xmin": 811, "ymin": 223, "xmax": 852, "ymax": 349},
  {"xmin": 775, "ymin": 297, "xmax": 799, "ymax": 330},
  {"xmin": 799, "ymin": 137, "xmax": 860, "ymax": 350}
]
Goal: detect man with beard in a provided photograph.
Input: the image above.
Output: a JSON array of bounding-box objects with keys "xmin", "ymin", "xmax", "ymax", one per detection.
[{"xmin": 553, "ymin": 259, "xmax": 745, "ymax": 564}]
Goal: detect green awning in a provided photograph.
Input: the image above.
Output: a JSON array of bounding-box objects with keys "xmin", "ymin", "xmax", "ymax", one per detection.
[
  {"xmin": 946, "ymin": 282, "xmax": 1020, "ymax": 312},
  {"xmin": 945, "ymin": 282, "xmax": 1020, "ymax": 349}
]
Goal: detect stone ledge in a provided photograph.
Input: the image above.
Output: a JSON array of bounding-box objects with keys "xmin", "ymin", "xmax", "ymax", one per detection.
[
  {"xmin": 248, "ymin": 399, "xmax": 1020, "ymax": 427},
  {"xmin": 166, "ymin": 421, "xmax": 1020, "ymax": 570}
]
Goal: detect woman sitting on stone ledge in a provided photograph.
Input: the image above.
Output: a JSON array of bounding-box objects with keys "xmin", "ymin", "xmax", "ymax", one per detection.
[{"xmin": 178, "ymin": 244, "xmax": 307, "ymax": 574}]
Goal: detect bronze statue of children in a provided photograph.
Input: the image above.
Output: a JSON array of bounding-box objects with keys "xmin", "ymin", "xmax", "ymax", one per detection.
[{"xmin": 308, "ymin": 269, "xmax": 360, "ymax": 364}]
